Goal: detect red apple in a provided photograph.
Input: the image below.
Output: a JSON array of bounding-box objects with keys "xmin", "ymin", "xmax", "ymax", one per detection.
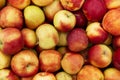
[
  {"xmin": 8, "ymin": 0, "xmax": 30, "ymax": 9},
  {"xmin": 0, "ymin": 69, "xmax": 20, "ymax": 80},
  {"xmin": 88, "ymin": 44, "xmax": 112, "ymax": 68},
  {"xmin": 0, "ymin": 6, "xmax": 23, "ymax": 29},
  {"xmin": 60, "ymin": 0, "xmax": 85, "ymax": 11},
  {"xmin": 86, "ymin": 22, "xmax": 108, "ymax": 44},
  {"xmin": 61, "ymin": 52, "xmax": 84, "ymax": 74},
  {"xmin": 102, "ymin": 8, "xmax": 120, "ymax": 36},
  {"xmin": 0, "ymin": 28, "xmax": 24, "ymax": 55},
  {"xmin": 53, "ymin": 10, "xmax": 76, "ymax": 32},
  {"xmin": 32, "ymin": 72, "xmax": 56, "ymax": 80},
  {"xmin": 39, "ymin": 49, "xmax": 62, "ymax": 72},
  {"xmin": 82, "ymin": 0, "xmax": 107, "ymax": 22},
  {"xmin": 67, "ymin": 28, "xmax": 88, "ymax": 52},
  {"xmin": 11, "ymin": 49, "xmax": 39, "ymax": 77}
]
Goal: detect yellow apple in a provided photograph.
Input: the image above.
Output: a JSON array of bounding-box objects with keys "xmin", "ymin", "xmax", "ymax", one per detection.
[{"xmin": 32, "ymin": 0, "xmax": 54, "ymax": 6}]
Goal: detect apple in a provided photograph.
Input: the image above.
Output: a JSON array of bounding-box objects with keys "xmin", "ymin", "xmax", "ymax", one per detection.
[
  {"xmin": 82, "ymin": 0, "xmax": 107, "ymax": 22},
  {"xmin": 104, "ymin": 0, "xmax": 120, "ymax": 9},
  {"xmin": 21, "ymin": 28, "xmax": 37, "ymax": 48},
  {"xmin": 39, "ymin": 49, "xmax": 62, "ymax": 72},
  {"xmin": 55, "ymin": 71, "xmax": 72, "ymax": 80},
  {"xmin": 53, "ymin": 10, "xmax": 76, "ymax": 32},
  {"xmin": 86, "ymin": 22, "xmax": 108, "ymax": 44},
  {"xmin": 7, "ymin": 0, "xmax": 30, "ymax": 10},
  {"xmin": 0, "ymin": 0, "xmax": 6, "ymax": 9},
  {"xmin": 67, "ymin": 28, "xmax": 88, "ymax": 52},
  {"xmin": 60, "ymin": 0, "xmax": 85, "ymax": 11},
  {"xmin": 43, "ymin": 0, "xmax": 63, "ymax": 22},
  {"xmin": 24, "ymin": 5, "xmax": 45, "ymax": 29},
  {"xmin": 0, "ymin": 28, "xmax": 24, "ymax": 55},
  {"xmin": 36, "ymin": 23, "xmax": 59, "ymax": 49},
  {"xmin": 0, "ymin": 50, "xmax": 11, "ymax": 69},
  {"xmin": 11, "ymin": 49, "xmax": 39, "ymax": 77},
  {"xmin": 72, "ymin": 10, "xmax": 88, "ymax": 28},
  {"xmin": 88, "ymin": 44, "xmax": 112, "ymax": 68},
  {"xmin": 32, "ymin": 72, "xmax": 56, "ymax": 80},
  {"xmin": 0, "ymin": 69, "xmax": 20, "ymax": 80},
  {"xmin": 0, "ymin": 6, "xmax": 23, "ymax": 29},
  {"xmin": 102, "ymin": 8, "xmax": 120, "ymax": 36},
  {"xmin": 104, "ymin": 67, "xmax": 120, "ymax": 80},
  {"xmin": 61, "ymin": 52, "xmax": 84, "ymax": 74},
  {"xmin": 31, "ymin": 0, "xmax": 54, "ymax": 7},
  {"xmin": 112, "ymin": 48, "xmax": 120, "ymax": 70},
  {"xmin": 77, "ymin": 65, "xmax": 104, "ymax": 80}
]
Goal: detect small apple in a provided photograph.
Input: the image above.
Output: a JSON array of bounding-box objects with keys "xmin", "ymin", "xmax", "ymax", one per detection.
[
  {"xmin": 102, "ymin": 8, "xmax": 120, "ymax": 36},
  {"xmin": 104, "ymin": 68, "xmax": 120, "ymax": 80},
  {"xmin": 67, "ymin": 28, "xmax": 88, "ymax": 52},
  {"xmin": 82, "ymin": 0, "xmax": 107, "ymax": 22},
  {"xmin": 0, "ymin": 50, "xmax": 11, "ymax": 69},
  {"xmin": 77, "ymin": 65, "xmax": 104, "ymax": 80},
  {"xmin": 0, "ymin": 28, "xmax": 24, "ymax": 55},
  {"xmin": 32, "ymin": 72, "xmax": 56, "ymax": 80},
  {"xmin": 8, "ymin": 0, "xmax": 30, "ymax": 10},
  {"xmin": 0, "ymin": 0, "xmax": 6, "ymax": 9},
  {"xmin": 0, "ymin": 69, "xmax": 20, "ymax": 80},
  {"xmin": 36, "ymin": 23, "xmax": 59, "ymax": 49},
  {"xmin": 86, "ymin": 22, "xmax": 108, "ymax": 44},
  {"xmin": 53, "ymin": 10, "xmax": 76, "ymax": 32},
  {"xmin": 11, "ymin": 49, "xmax": 39, "ymax": 77},
  {"xmin": 61, "ymin": 52, "xmax": 84, "ymax": 74},
  {"xmin": 24, "ymin": 5, "xmax": 45, "ymax": 29},
  {"xmin": 55, "ymin": 71, "xmax": 72, "ymax": 80},
  {"xmin": 31, "ymin": 0, "xmax": 54, "ymax": 6},
  {"xmin": 39, "ymin": 49, "xmax": 62, "ymax": 72},
  {"xmin": 88, "ymin": 44, "xmax": 112, "ymax": 68},
  {"xmin": 60, "ymin": 0, "xmax": 85, "ymax": 11},
  {"xmin": 21, "ymin": 28, "xmax": 37, "ymax": 48},
  {"xmin": 0, "ymin": 6, "xmax": 23, "ymax": 29},
  {"xmin": 43, "ymin": 0, "xmax": 63, "ymax": 22}
]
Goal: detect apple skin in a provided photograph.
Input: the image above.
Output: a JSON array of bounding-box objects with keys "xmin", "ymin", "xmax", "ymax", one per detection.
[
  {"xmin": 77, "ymin": 65, "xmax": 104, "ymax": 80},
  {"xmin": 112, "ymin": 35, "xmax": 120, "ymax": 49},
  {"xmin": 67, "ymin": 28, "xmax": 88, "ymax": 52},
  {"xmin": 53, "ymin": 10, "xmax": 76, "ymax": 32},
  {"xmin": 0, "ymin": 0, "xmax": 6, "ymax": 9},
  {"xmin": 0, "ymin": 69, "xmax": 20, "ymax": 80},
  {"xmin": 39, "ymin": 49, "xmax": 62, "ymax": 72},
  {"xmin": 104, "ymin": 68, "xmax": 120, "ymax": 80},
  {"xmin": 11, "ymin": 49, "xmax": 39, "ymax": 77},
  {"xmin": 86, "ymin": 22, "xmax": 108, "ymax": 44},
  {"xmin": 0, "ymin": 28, "xmax": 24, "ymax": 55},
  {"xmin": 36, "ymin": 23, "xmax": 59, "ymax": 49},
  {"xmin": 31, "ymin": 0, "xmax": 54, "ymax": 6},
  {"xmin": 21, "ymin": 28, "xmax": 37, "ymax": 48},
  {"xmin": 60, "ymin": 0, "xmax": 85, "ymax": 11},
  {"xmin": 82, "ymin": 0, "xmax": 107, "ymax": 22},
  {"xmin": 32, "ymin": 72, "xmax": 56, "ymax": 80},
  {"xmin": 0, "ymin": 50, "xmax": 11, "ymax": 69},
  {"xmin": 61, "ymin": 52, "xmax": 84, "ymax": 74},
  {"xmin": 88, "ymin": 44, "xmax": 112, "ymax": 68},
  {"xmin": 8, "ymin": 0, "xmax": 30, "ymax": 9},
  {"xmin": 102, "ymin": 8, "xmax": 120, "ymax": 36},
  {"xmin": 43, "ymin": 0, "xmax": 63, "ymax": 22},
  {"xmin": 21, "ymin": 75, "xmax": 34, "ymax": 80},
  {"xmin": 112, "ymin": 48, "xmax": 120, "ymax": 70},
  {"xmin": 0, "ymin": 6, "xmax": 23, "ymax": 29},
  {"xmin": 24, "ymin": 5, "xmax": 45, "ymax": 29},
  {"xmin": 104, "ymin": 0, "xmax": 120, "ymax": 9}
]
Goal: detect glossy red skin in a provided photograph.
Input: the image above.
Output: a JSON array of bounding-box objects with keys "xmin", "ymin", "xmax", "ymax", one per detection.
[{"xmin": 82, "ymin": 0, "xmax": 107, "ymax": 22}]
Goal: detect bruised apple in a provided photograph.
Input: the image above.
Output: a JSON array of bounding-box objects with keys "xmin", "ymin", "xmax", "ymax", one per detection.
[
  {"xmin": 11, "ymin": 49, "xmax": 39, "ymax": 77},
  {"xmin": 60, "ymin": 0, "xmax": 85, "ymax": 11},
  {"xmin": 0, "ymin": 28, "xmax": 24, "ymax": 55},
  {"xmin": 0, "ymin": 6, "xmax": 23, "ymax": 29},
  {"xmin": 39, "ymin": 49, "xmax": 62, "ymax": 72},
  {"xmin": 67, "ymin": 28, "xmax": 88, "ymax": 52}
]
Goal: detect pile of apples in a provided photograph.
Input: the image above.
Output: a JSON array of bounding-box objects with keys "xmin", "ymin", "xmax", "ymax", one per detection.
[{"xmin": 1, "ymin": 0, "xmax": 120, "ymax": 80}]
